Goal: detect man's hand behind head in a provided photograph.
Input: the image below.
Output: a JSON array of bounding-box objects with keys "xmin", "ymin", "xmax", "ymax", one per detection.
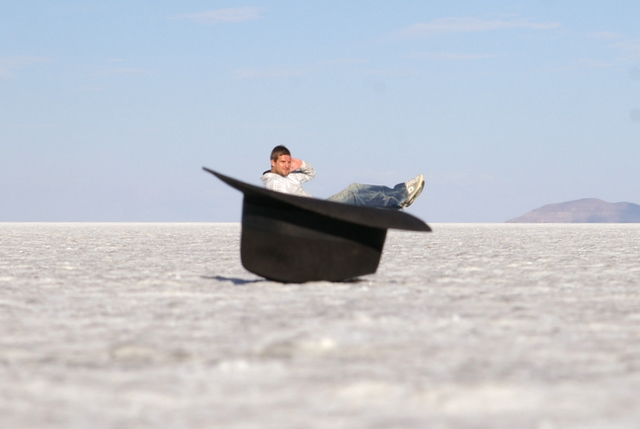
[{"xmin": 290, "ymin": 158, "xmax": 302, "ymax": 172}]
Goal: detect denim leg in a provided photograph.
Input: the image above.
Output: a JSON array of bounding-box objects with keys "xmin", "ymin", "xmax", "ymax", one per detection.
[{"xmin": 327, "ymin": 183, "xmax": 408, "ymax": 208}]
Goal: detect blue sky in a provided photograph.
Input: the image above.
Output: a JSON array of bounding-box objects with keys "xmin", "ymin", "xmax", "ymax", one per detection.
[{"xmin": 2, "ymin": 1, "xmax": 639, "ymax": 222}]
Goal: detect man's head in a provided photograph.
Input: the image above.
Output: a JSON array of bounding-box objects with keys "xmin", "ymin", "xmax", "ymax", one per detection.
[{"xmin": 270, "ymin": 145, "xmax": 292, "ymax": 177}]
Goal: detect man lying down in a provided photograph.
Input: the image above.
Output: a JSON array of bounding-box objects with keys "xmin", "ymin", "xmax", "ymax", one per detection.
[{"xmin": 261, "ymin": 145, "xmax": 424, "ymax": 210}]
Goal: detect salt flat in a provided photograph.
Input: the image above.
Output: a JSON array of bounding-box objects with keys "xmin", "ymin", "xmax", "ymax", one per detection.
[{"xmin": 1, "ymin": 222, "xmax": 640, "ymax": 429}]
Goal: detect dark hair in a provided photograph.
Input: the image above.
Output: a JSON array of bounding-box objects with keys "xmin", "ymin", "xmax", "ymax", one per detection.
[{"xmin": 270, "ymin": 145, "xmax": 291, "ymax": 161}]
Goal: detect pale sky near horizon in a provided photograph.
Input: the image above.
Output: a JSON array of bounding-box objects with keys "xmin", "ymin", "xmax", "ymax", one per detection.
[{"xmin": 2, "ymin": 1, "xmax": 639, "ymax": 222}]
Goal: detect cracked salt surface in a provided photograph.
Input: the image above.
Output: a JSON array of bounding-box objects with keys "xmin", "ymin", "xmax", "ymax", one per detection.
[{"xmin": 1, "ymin": 222, "xmax": 640, "ymax": 429}]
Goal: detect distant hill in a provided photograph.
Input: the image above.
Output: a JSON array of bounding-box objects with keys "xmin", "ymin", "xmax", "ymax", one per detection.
[{"xmin": 507, "ymin": 198, "xmax": 640, "ymax": 223}]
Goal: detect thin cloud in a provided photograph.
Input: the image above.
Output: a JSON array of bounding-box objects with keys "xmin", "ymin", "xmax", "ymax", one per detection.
[
  {"xmin": 175, "ymin": 7, "xmax": 262, "ymax": 24},
  {"xmin": 585, "ymin": 33, "xmax": 640, "ymax": 65},
  {"xmin": 611, "ymin": 39, "xmax": 640, "ymax": 60},
  {"xmin": 317, "ymin": 58, "xmax": 368, "ymax": 66},
  {"xmin": 95, "ymin": 68, "xmax": 153, "ymax": 77},
  {"xmin": 0, "ymin": 56, "xmax": 49, "ymax": 79},
  {"xmin": 590, "ymin": 31, "xmax": 625, "ymax": 40},
  {"xmin": 398, "ymin": 17, "xmax": 561, "ymax": 38},
  {"xmin": 543, "ymin": 59, "xmax": 613, "ymax": 72},
  {"xmin": 233, "ymin": 67, "xmax": 309, "ymax": 80},
  {"xmin": 233, "ymin": 59, "xmax": 367, "ymax": 80},
  {"xmin": 405, "ymin": 52, "xmax": 502, "ymax": 61},
  {"xmin": 365, "ymin": 67, "xmax": 420, "ymax": 76}
]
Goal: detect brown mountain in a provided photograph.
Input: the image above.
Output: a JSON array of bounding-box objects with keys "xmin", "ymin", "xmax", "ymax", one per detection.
[{"xmin": 507, "ymin": 198, "xmax": 640, "ymax": 223}]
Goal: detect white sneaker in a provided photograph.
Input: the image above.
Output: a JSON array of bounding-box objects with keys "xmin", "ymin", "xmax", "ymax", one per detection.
[{"xmin": 402, "ymin": 174, "xmax": 424, "ymax": 208}]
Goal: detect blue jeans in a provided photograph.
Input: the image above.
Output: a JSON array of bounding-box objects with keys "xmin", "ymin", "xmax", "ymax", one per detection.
[{"xmin": 326, "ymin": 183, "xmax": 408, "ymax": 209}]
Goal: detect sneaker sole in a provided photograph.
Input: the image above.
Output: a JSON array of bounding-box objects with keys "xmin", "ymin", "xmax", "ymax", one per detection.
[{"xmin": 403, "ymin": 179, "xmax": 425, "ymax": 208}]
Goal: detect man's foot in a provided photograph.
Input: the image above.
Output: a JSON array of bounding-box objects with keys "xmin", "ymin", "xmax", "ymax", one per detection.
[{"xmin": 402, "ymin": 174, "xmax": 425, "ymax": 208}]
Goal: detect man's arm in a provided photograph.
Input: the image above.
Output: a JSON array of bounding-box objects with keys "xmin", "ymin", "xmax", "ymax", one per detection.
[
  {"xmin": 294, "ymin": 160, "xmax": 315, "ymax": 183},
  {"xmin": 290, "ymin": 158, "xmax": 303, "ymax": 172}
]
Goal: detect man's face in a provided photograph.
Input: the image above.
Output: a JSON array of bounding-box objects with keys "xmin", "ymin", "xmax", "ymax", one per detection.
[{"xmin": 271, "ymin": 154, "xmax": 292, "ymax": 177}]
